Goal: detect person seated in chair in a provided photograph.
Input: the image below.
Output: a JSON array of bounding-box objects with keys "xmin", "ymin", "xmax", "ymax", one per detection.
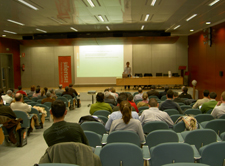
[
  {"xmin": 147, "ymin": 85, "xmax": 160, "ymax": 98},
  {"xmin": 159, "ymin": 86, "xmax": 169, "ymax": 99},
  {"xmin": 173, "ymin": 91, "xmax": 185, "ymax": 104},
  {"xmin": 192, "ymin": 90, "xmax": 210, "ymax": 109},
  {"xmin": 55, "ymin": 84, "xmax": 64, "ymax": 94},
  {"xmin": 89, "ymin": 92, "xmax": 112, "ymax": 115},
  {"xmin": 139, "ymin": 98, "xmax": 174, "ymax": 127},
  {"xmin": 41, "ymin": 92, "xmax": 55, "ymax": 104},
  {"xmin": 0, "ymin": 96, "xmax": 16, "ymax": 120},
  {"xmin": 43, "ymin": 100, "xmax": 88, "ymax": 147},
  {"xmin": 33, "ymin": 88, "xmax": 41, "ymax": 98},
  {"xmin": 62, "ymin": 86, "xmax": 76, "ymax": 109},
  {"xmin": 211, "ymin": 91, "xmax": 225, "ymax": 118},
  {"xmin": 178, "ymin": 86, "xmax": 192, "ymax": 99},
  {"xmin": 2, "ymin": 90, "xmax": 13, "ymax": 104},
  {"xmin": 37, "ymin": 89, "xmax": 46, "ymax": 99},
  {"xmin": 127, "ymin": 94, "xmax": 138, "ymax": 113},
  {"xmin": 133, "ymin": 87, "xmax": 144, "ymax": 101},
  {"xmin": 104, "ymin": 91, "xmax": 116, "ymax": 106},
  {"xmin": 200, "ymin": 92, "xmax": 218, "ymax": 113},
  {"xmin": 69, "ymin": 83, "xmax": 79, "ymax": 97},
  {"xmin": 16, "ymin": 86, "xmax": 27, "ymax": 96},
  {"xmin": 137, "ymin": 93, "xmax": 149, "ymax": 108}
]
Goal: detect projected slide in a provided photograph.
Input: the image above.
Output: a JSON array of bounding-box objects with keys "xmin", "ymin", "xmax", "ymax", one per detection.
[{"xmin": 77, "ymin": 45, "xmax": 124, "ymax": 77}]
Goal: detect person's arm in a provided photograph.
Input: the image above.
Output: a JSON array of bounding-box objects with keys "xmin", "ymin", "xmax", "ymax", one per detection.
[
  {"xmin": 176, "ymin": 103, "xmax": 183, "ymax": 114},
  {"xmin": 89, "ymin": 105, "xmax": 94, "ymax": 115},
  {"xmin": 137, "ymin": 121, "xmax": 146, "ymax": 144},
  {"xmin": 192, "ymin": 101, "xmax": 199, "ymax": 109},
  {"xmin": 109, "ymin": 120, "xmax": 116, "ymax": 133},
  {"xmin": 79, "ymin": 126, "xmax": 89, "ymax": 145},
  {"xmin": 211, "ymin": 107, "xmax": 218, "ymax": 118},
  {"xmin": 165, "ymin": 114, "xmax": 175, "ymax": 127},
  {"xmin": 139, "ymin": 112, "xmax": 145, "ymax": 125},
  {"xmin": 105, "ymin": 115, "xmax": 113, "ymax": 131},
  {"xmin": 107, "ymin": 103, "xmax": 113, "ymax": 113}
]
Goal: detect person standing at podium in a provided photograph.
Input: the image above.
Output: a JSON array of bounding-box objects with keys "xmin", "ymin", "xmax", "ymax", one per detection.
[{"xmin": 123, "ymin": 62, "xmax": 131, "ymax": 90}]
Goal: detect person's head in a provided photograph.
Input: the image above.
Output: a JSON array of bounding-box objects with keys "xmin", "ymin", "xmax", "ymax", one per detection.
[
  {"xmin": 96, "ymin": 92, "xmax": 104, "ymax": 102},
  {"xmin": 104, "ymin": 88, "xmax": 109, "ymax": 92},
  {"xmin": 51, "ymin": 100, "xmax": 67, "ymax": 120},
  {"xmin": 110, "ymin": 87, "xmax": 116, "ymax": 93},
  {"xmin": 41, "ymin": 89, "xmax": 45, "ymax": 96},
  {"xmin": 36, "ymin": 88, "xmax": 40, "ymax": 93},
  {"xmin": 126, "ymin": 62, "xmax": 130, "ymax": 67},
  {"xmin": 149, "ymin": 98, "xmax": 159, "ymax": 107},
  {"xmin": 37, "ymin": 85, "xmax": 40, "ymax": 89},
  {"xmin": 166, "ymin": 89, "xmax": 174, "ymax": 99},
  {"xmin": 69, "ymin": 83, "xmax": 73, "ymax": 88},
  {"xmin": 117, "ymin": 93, "xmax": 128, "ymax": 104},
  {"xmin": 7, "ymin": 90, "xmax": 12, "ymax": 97},
  {"xmin": 221, "ymin": 91, "xmax": 225, "ymax": 102},
  {"xmin": 50, "ymin": 89, "xmax": 55, "ymax": 94},
  {"xmin": 151, "ymin": 85, "xmax": 156, "ymax": 90},
  {"xmin": 203, "ymin": 90, "xmax": 210, "ymax": 97},
  {"xmin": 18, "ymin": 86, "xmax": 22, "ymax": 90},
  {"xmin": 164, "ymin": 86, "xmax": 169, "ymax": 92},
  {"xmin": 127, "ymin": 94, "xmax": 133, "ymax": 102},
  {"xmin": 46, "ymin": 92, "xmax": 51, "ymax": 98},
  {"xmin": 44, "ymin": 87, "xmax": 48, "ymax": 94},
  {"xmin": 119, "ymin": 100, "xmax": 132, "ymax": 124},
  {"xmin": 65, "ymin": 86, "xmax": 69, "ymax": 92},
  {"xmin": 183, "ymin": 87, "xmax": 188, "ymax": 93},
  {"xmin": 15, "ymin": 93, "xmax": 23, "ymax": 102},
  {"xmin": 142, "ymin": 93, "xmax": 148, "ymax": 100},
  {"xmin": 31, "ymin": 85, "xmax": 35, "ymax": 92},
  {"xmin": 173, "ymin": 91, "xmax": 179, "ymax": 99},
  {"xmin": 59, "ymin": 84, "xmax": 63, "ymax": 89},
  {"xmin": 138, "ymin": 87, "xmax": 142, "ymax": 93},
  {"xmin": 104, "ymin": 91, "xmax": 110, "ymax": 99},
  {"xmin": 209, "ymin": 92, "xmax": 217, "ymax": 99}
]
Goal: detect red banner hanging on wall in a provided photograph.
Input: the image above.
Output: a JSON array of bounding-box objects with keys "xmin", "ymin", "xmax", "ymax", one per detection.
[{"xmin": 58, "ymin": 56, "xmax": 71, "ymax": 87}]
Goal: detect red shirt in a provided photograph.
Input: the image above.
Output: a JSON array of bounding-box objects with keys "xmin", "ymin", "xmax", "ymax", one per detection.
[
  {"xmin": 128, "ymin": 101, "xmax": 139, "ymax": 113},
  {"xmin": 16, "ymin": 90, "xmax": 27, "ymax": 96}
]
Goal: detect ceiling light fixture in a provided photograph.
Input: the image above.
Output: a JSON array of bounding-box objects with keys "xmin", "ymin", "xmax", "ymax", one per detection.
[
  {"xmin": 18, "ymin": 0, "xmax": 38, "ymax": 10},
  {"xmin": 106, "ymin": 26, "xmax": 110, "ymax": 30},
  {"xmin": 190, "ymin": 29, "xmax": 194, "ymax": 32},
  {"xmin": 7, "ymin": 19, "xmax": 24, "ymax": 26},
  {"xmin": 173, "ymin": 25, "xmax": 180, "ymax": 30},
  {"xmin": 98, "ymin": 15, "xmax": 104, "ymax": 22},
  {"xmin": 50, "ymin": 17, "xmax": 63, "ymax": 24},
  {"xmin": 87, "ymin": 0, "xmax": 95, "ymax": 7},
  {"xmin": 144, "ymin": 14, "xmax": 149, "ymax": 21},
  {"xmin": 206, "ymin": 22, "xmax": 211, "ymax": 24},
  {"xmin": 3, "ymin": 30, "xmax": 17, "ymax": 34},
  {"xmin": 36, "ymin": 28, "xmax": 47, "ymax": 33},
  {"xmin": 141, "ymin": 25, "xmax": 145, "ymax": 30},
  {"xmin": 208, "ymin": 0, "xmax": 220, "ymax": 6},
  {"xmin": 186, "ymin": 14, "xmax": 197, "ymax": 21},
  {"xmin": 2, "ymin": 35, "xmax": 6, "ymax": 37},
  {"xmin": 151, "ymin": 0, "xmax": 157, "ymax": 6},
  {"xmin": 70, "ymin": 27, "xmax": 78, "ymax": 32}
]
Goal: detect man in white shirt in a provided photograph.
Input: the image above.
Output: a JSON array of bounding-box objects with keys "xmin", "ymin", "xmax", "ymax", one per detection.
[
  {"xmin": 2, "ymin": 90, "xmax": 13, "ymax": 104},
  {"xmin": 211, "ymin": 91, "xmax": 225, "ymax": 118},
  {"xmin": 139, "ymin": 98, "xmax": 174, "ymax": 127},
  {"xmin": 134, "ymin": 87, "xmax": 144, "ymax": 101},
  {"xmin": 192, "ymin": 90, "xmax": 210, "ymax": 109},
  {"xmin": 123, "ymin": 61, "xmax": 131, "ymax": 89}
]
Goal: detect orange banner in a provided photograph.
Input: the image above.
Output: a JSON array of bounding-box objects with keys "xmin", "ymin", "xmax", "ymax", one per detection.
[{"xmin": 58, "ymin": 56, "xmax": 72, "ymax": 87}]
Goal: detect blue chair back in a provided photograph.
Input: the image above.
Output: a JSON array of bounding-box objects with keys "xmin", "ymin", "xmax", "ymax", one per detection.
[
  {"xmin": 35, "ymin": 104, "xmax": 50, "ymax": 120},
  {"xmin": 44, "ymin": 102, "xmax": 52, "ymax": 108},
  {"xmin": 38, "ymin": 164, "xmax": 79, "ymax": 166},
  {"xmin": 184, "ymin": 109, "xmax": 202, "ymax": 115},
  {"xmin": 194, "ymin": 114, "xmax": 214, "ymax": 123},
  {"xmin": 84, "ymin": 131, "xmax": 102, "ymax": 147},
  {"xmin": 203, "ymin": 119, "xmax": 225, "ymax": 135},
  {"xmin": 93, "ymin": 110, "xmax": 111, "ymax": 117},
  {"xmin": 56, "ymin": 97, "xmax": 68, "ymax": 107},
  {"xmin": 180, "ymin": 105, "xmax": 192, "ymax": 111},
  {"xmin": 219, "ymin": 114, "xmax": 225, "ymax": 119},
  {"xmin": 27, "ymin": 101, "xmax": 38, "ymax": 107},
  {"xmin": 163, "ymin": 163, "xmax": 209, "ymax": 166},
  {"xmin": 13, "ymin": 110, "xmax": 30, "ymax": 128},
  {"xmin": 170, "ymin": 114, "xmax": 182, "ymax": 123},
  {"xmin": 31, "ymin": 97, "xmax": 38, "ymax": 102},
  {"xmin": 94, "ymin": 115, "xmax": 108, "ymax": 124},
  {"xmin": 29, "ymin": 107, "xmax": 41, "ymax": 123},
  {"xmin": 138, "ymin": 106, "xmax": 149, "ymax": 115},
  {"xmin": 81, "ymin": 121, "xmax": 106, "ymax": 135},
  {"xmin": 37, "ymin": 99, "xmax": 42, "ymax": 104},
  {"xmin": 143, "ymin": 121, "xmax": 169, "ymax": 134},
  {"xmin": 24, "ymin": 99, "xmax": 32, "ymax": 103},
  {"xmin": 164, "ymin": 109, "xmax": 179, "ymax": 116},
  {"xmin": 161, "ymin": 95, "xmax": 167, "ymax": 101}
]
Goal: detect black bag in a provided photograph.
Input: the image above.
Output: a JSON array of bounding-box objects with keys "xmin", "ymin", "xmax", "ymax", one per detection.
[
  {"xmin": 17, "ymin": 128, "xmax": 28, "ymax": 147},
  {"xmin": 77, "ymin": 99, "xmax": 80, "ymax": 108},
  {"xmin": 78, "ymin": 115, "xmax": 104, "ymax": 125}
]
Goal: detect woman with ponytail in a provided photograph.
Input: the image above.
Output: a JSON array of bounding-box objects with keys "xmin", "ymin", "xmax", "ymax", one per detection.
[{"xmin": 109, "ymin": 100, "xmax": 145, "ymax": 144}]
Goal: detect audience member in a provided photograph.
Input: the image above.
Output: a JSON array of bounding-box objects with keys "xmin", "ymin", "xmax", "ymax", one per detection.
[
  {"xmin": 137, "ymin": 93, "xmax": 149, "ymax": 108},
  {"xmin": 159, "ymin": 86, "xmax": 169, "ymax": 99},
  {"xmin": 43, "ymin": 100, "xmax": 88, "ymax": 147},
  {"xmin": 55, "ymin": 84, "xmax": 64, "ymax": 94},
  {"xmin": 211, "ymin": 91, "xmax": 225, "ymax": 118},
  {"xmin": 62, "ymin": 86, "xmax": 76, "ymax": 109},
  {"xmin": 9, "ymin": 88, "xmax": 15, "ymax": 98},
  {"xmin": 16, "ymin": 86, "xmax": 27, "ymax": 96},
  {"xmin": 89, "ymin": 92, "xmax": 112, "ymax": 115},
  {"xmin": 112, "ymin": 93, "xmax": 136, "ymax": 112},
  {"xmin": 109, "ymin": 101, "xmax": 145, "ymax": 144},
  {"xmin": 127, "ymin": 94, "xmax": 139, "ymax": 113},
  {"xmin": 37, "ymin": 89, "xmax": 46, "ymax": 99},
  {"xmin": 69, "ymin": 83, "xmax": 79, "ymax": 96},
  {"xmin": 173, "ymin": 91, "xmax": 185, "ymax": 104},
  {"xmin": 104, "ymin": 91, "xmax": 116, "ymax": 106},
  {"xmin": 49, "ymin": 89, "xmax": 57, "ymax": 100},
  {"xmin": 159, "ymin": 90, "xmax": 183, "ymax": 114},
  {"xmin": 200, "ymin": 92, "xmax": 217, "ymax": 113},
  {"xmin": 133, "ymin": 87, "xmax": 144, "ymax": 101},
  {"xmin": 41, "ymin": 92, "xmax": 55, "ymax": 104},
  {"xmin": 139, "ymin": 98, "xmax": 174, "ymax": 127},
  {"xmin": 33, "ymin": 88, "xmax": 41, "ymax": 97},
  {"xmin": 44, "ymin": 87, "xmax": 48, "ymax": 95},
  {"xmin": 2, "ymin": 90, "xmax": 13, "ymax": 104},
  {"xmin": 179, "ymin": 86, "xmax": 192, "ymax": 99},
  {"xmin": 192, "ymin": 90, "xmax": 210, "ymax": 109},
  {"xmin": 28, "ymin": 85, "xmax": 35, "ymax": 96},
  {"xmin": 109, "ymin": 87, "xmax": 118, "ymax": 100},
  {"xmin": 0, "ymin": 96, "xmax": 16, "ymax": 119},
  {"xmin": 147, "ymin": 85, "xmax": 160, "ymax": 98}
]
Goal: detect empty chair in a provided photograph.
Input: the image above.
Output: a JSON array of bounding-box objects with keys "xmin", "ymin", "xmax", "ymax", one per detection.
[
  {"xmin": 143, "ymin": 121, "xmax": 169, "ymax": 134},
  {"xmin": 13, "ymin": 110, "xmax": 31, "ymax": 128},
  {"xmin": 206, "ymin": 109, "xmax": 213, "ymax": 114},
  {"xmin": 200, "ymin": 119, "xmax": 225, "ymax": 136},
  {"xmin": 180, "ymin": 105, "xmax": 192, "ymax": 111},
  {"xmin": 220, "ymin": 132, "xmax": 225, "ymax": 141},
  {"xmin": 24, "ymin": 99, "xmax": 32, "ymax": 103},
  {"xmin": 29, "ymin": 107, "xmax": 41, "ymax": 123},
  {"xmin": 199, "ymin": 142, "xmax": 225, "ymax": 166},
  {"xmin": 156, "ymin": 73, "xmax": 162, "ymax": 76},
  {"xmin": 163, "ymin": 163, "xmax": 210, "ymax": 166},
  {"xmin": 172, "ymin": 73, "xmax": 179, "ymax": 77},
  {"xmin": 38, "ymin": 164, "xmax": 79, "ymax": 166},
  {"xmin": 44, "ymin": 102, "xmax": 52, "ymax": 108},
  {"xmin": 63, "ymin": 94, "xmax": 74, "ymax": 108},
  {"xmin": 81, "ymin": 121, "xmax": 106, "ymax": 135},
  {"xmin": 170, "ymin": 114, "xmax": 182, "ymax": 123},
  {"xmin": 173, "ymin": 121, "xmax": 186, "ymax": 133},
  {"xmin": 149, "ymin": 142, "xmax": 194, "ymax": 166},
  {"xmin": 181, "ymin": 98, "xmax": 189, "ymax": 101},
  {"xmin": 84, "ymin": 131, "xmax": 102, "ymax": 147},
  {"xmin": 94, "ymin": 115, "xmax": 108, "ymax": 124},
  {"xmin": 27, "ymin": 101, "xmax": 38, "ymax": 107},
  {"xmin": 161, "ymin": 95, "xmax": 167, "ymax": 101},
  {"xmin": 181, "ymin": 129, "xmax": 217, "ymax": 150},
  {"xmin": 163, "ymin": 73, "xmax": 168, "ymax": 76},
  {"xmin": 177, "ymin": 102, "xmax": 185, "ymax": 106},
  {"xmin": 135, "ymin": 73, "xmax": 142, "ymax": 77},
  {"xmin": 194, "ymin": 114, "xmax": 214, "ymax": 123},
  {"xmin": 93, "ymin": 110, "xmax": 111, "ymax": 117},
  {"xmin": 144, "ymin": 73, "xmax": 152, "ymax": 77},
  {"xmin": 37, "ymin": 99, "xmax": 43, "ymax": 104},
  {"xmin": 146, "ymin": 130, "xmax": 178, "ymax": 149},
  {"xmin": 138, "ymin": 106, "xmax": 149, "ymax": 115},
  {"xmin": 164, "ymin": 109, "xmax": 180, "ymax": 116},
  {"xmin": 219, "ymin": 114, "xmax": 225, "ymax": 119},
  {"xmin": 31, "ymin": 97, "xmax": 38, "ymax": 102},
  {"xmin": 184, "ymin": 109, "xmax": 202, "ymax": 115},
  {"xmin": 107, "ymin": 130, "xmax": 141, "ymax": 146},
  {"xmin": 100, "ymin": 143, "xmax": 144, "ymax": 166}
]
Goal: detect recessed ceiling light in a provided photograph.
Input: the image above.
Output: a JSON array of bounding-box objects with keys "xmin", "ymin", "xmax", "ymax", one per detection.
[
  {"xmin": 2, "ymin": 35, "xmax": 6, "ymax": 37},
  {"xmin": 206, "ymin": 22, "xmax": 211, "ymax": 24},
  {"xmin": 70, "ymin": 27, "xmax": 78, "ymax": 32},
  {"xmin": 190, "ymin": 29, "xmax": 194, "ymax": 32},
  {"xmin": 36, "ymin": 28, "xmax": 47, "ymax": 33},
  {"xmin": 3, "ymin": 30, "xmax": 17, "ymax": 34},
  {"xmin": 208, "ymin": 0, "xmax": 220, "ymax": 6},
  {"xmin": 106, "ymin": 26, "xmax": 110, "ymax": 31},
  {"xmin": 98, "ymin": 15, "xmax": 104, "ymax": 22},
  {"xmin": 18, "ymin": 0, "xmax": 38, "ymax": 10},
  {"xmin": 151, "ymin": 0, "xmax": 157, "ymax": 6},
  {"xmin": 87, "ymin": 0, "xmax": 95, "ymax": 7},
  {"xmin": 7, "ymin": 19, "xmax": 24, "ymax": 26},
  {"xmin": 173, "ymin": 25, "xmax": 180, "ymax": 30},
  {"xmin": 141, "ymin": 25, "xmax": 144, "ymax": 30},
  {"xmin": 186, "ymin": 14, "xmax": 197, "ymax": 21},
  {"xmin": 144, "ymin": 14, "xmax": 149, "ymax": 21}
]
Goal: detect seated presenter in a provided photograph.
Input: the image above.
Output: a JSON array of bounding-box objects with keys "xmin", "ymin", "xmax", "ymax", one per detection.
[{"xmin": 123, "ymin": 61, "xmax": 131, "ymax": 90}]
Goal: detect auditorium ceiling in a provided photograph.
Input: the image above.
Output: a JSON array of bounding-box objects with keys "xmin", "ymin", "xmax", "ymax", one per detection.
[{"xmin": 0, "ymin": 0, "xmax": 225, "ymax": 40}]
